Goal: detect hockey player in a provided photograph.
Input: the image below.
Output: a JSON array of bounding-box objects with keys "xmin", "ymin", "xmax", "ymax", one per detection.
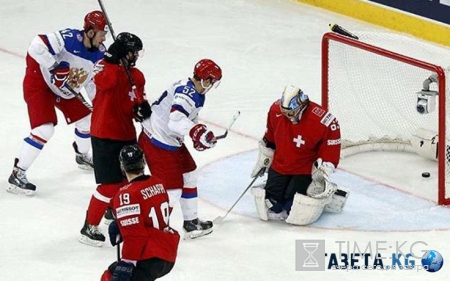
[
  {"xmin": 100, "ymin": 145, "xmax": 179, "ymax": 281},
  {"xmin": 138, "ymin": 59, "xmax": 222, "ymax": 239},
  {"xmin": 79, "ymin": 32, "xmax": 152, "ymax": 247},
  {"xmin": 250, "ymin": 85, "xmax": 348, "ymax": 225},
  {"xmin": 7, "ymin": 11, "xmax": 107, "ymax": 195}
]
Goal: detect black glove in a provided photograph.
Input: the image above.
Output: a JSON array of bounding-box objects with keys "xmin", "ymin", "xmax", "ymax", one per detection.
[
  {"xmin": 112, "ymin": 261, "xmax": 134, "ymax": 281},
  {"xmin": 104, "ymin": 41, "xmax": 128, "ymax": 64},
  {"xmin": 108, "ymin": 220, "xmax": 122, "ymax": 246},
  {"xmin": 133, "ymin": 100, "xmax": 152, "ymax": 122}
]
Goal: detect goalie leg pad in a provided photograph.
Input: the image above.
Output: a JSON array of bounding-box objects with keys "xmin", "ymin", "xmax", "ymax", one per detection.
[
  {"xmin": 251, "ymin": 184, "xmax": 268, "ymax": 221},
  {"xmin": 325, "ymin": 188, "xmax": 349, "ymax": 213},
  {"xmin": 285, "ymin": 193, "xmax": 331, "ymax": 226}
]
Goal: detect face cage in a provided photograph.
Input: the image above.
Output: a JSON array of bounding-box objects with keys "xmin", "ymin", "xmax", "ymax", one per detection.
[
  {"xmin": 200, "ymin": 78, "xmax": 221, "ymax": 94},
  {"xmin": 280, "ymin": 93, "xmax": 309, "ymax": 124}
]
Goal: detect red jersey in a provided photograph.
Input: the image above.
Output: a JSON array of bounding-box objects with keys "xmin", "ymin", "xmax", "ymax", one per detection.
[
  {"xmin": 264, "ymin": 100, "xmax": 341, "ymax": 175},
  {"xmin": 91, "ymin": 60, "xmax": 145, "ymax": 140},
  {"xmin": 112, "ymin": 175, "xmax": 180, "ymax": 262}
]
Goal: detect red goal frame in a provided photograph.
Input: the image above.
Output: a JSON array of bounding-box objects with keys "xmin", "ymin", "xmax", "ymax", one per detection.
[{"xmin": 321, "ymin": 32, "xmax": 448, "ymax": 205}]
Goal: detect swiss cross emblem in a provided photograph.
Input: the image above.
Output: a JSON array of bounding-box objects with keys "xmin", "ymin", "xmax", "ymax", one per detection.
[
  {"xmin": 129, "ymin": 90, "xmax": 136, "ymax": 101},
  {"xmin": 293, "ymin": 135, "xmax": 305, "ymax": 148}
]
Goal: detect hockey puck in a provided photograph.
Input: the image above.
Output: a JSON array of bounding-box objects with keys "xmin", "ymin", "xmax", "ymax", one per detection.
[{"xmin": 422, "ymin": 172, "xmax": 430, "ymax": 178}]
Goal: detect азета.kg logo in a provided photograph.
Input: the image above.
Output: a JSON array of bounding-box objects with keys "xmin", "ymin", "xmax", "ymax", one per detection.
[{"xmin": 295, "ymin": 240, "xmax": 444, "ymax": 272}]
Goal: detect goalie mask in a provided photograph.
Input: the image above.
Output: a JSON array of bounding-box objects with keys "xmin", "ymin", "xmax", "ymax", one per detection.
[{"xmin": 280, "ymin": 85, "xmax": 310, "ymax": 124}]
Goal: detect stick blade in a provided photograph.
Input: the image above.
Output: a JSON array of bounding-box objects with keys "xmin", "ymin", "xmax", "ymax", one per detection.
[{"xmin": 212, "ymin": 216, "xmax": 225, "ymax": 225}]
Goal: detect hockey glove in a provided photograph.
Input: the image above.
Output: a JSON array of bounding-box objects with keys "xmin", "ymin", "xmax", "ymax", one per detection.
[
  {"xmin": 250, "ymin": 139, "xmax": 274, "ymax": 177},
  {"xmin": 104, "ymin": 40, "xmax": 128, "ymax": 64},
  {"xmin": 49, "ymin": 61, "xmax": 70, "ymax": 88},
  {"xmin": 133, "ymin": 100, "xmax": 152, "ymax": 122},
  {"xmin": 311, "ymin": 158, "xmax": 335, "ymax": 182},
  {"xmin": 189, "ymin": 124, "xmax": 217, "ymax": 151},
  {"xmin": 108, "ymin": 220, "xmax": 123, "ymax": 246},
  {"xmin": 112, "ymin": 261, "xmax": 134, "ymax": 281}
]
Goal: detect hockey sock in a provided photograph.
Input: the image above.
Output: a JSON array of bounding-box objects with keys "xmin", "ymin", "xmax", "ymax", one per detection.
[
  {"xmin": 180, "ymin": 187, "xmax": 198, "ymax": 221},
  {"xmin": 74, "ymin": 128, "xmax": 90, "ymax": 154},
  {"xmin": 17, "ymin": 134, "xmax": 47, "ymax": 170},
  {"xmin": 87, "ymin": 183, "xmax": 123, "ymax": 225}
]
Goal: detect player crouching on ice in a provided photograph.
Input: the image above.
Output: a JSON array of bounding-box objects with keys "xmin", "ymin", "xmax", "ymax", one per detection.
[{"xmin": 250, "ymin": 85, "xmax": 349, "ymax": 225}]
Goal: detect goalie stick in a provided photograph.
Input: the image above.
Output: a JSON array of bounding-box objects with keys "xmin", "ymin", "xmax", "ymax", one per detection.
[
  {"xmin": 212, "ymin": 167, "xmax": 265, "ymax": 225},
  {"xmin": 329, "ymin": 23, "xmax": 359, "ymax": 40},
  {"xmin": 213, "ymin": 111, "xmax": 241, "ymax": 141},
  {"xmin": 97, "ymin": 0, "xmax": 143, "ymax": 103}
]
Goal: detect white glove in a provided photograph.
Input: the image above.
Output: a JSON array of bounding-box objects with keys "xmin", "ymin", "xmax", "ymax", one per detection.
[
  {"xmin": 308, "ymin": 159, "xmax": 336, "ymax": 198},
  {"xmin": 311, "ymin": 158, "xmax": 335, "ymax": 182},
  {"xmin": 307, "ymin": 177, "xmax": 338, "ymax": 199},
  {"xmin": 251, "ymin": 140, "xmax": 274, "ymax": 177}
]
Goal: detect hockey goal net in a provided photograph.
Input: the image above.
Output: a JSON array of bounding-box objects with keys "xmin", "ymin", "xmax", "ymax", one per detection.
[{"xmin": 322, "ymin": 31, "xmax": 450, "ymax": 205}]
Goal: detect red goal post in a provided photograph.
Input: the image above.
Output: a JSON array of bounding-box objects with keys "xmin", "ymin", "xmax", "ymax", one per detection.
[{"xmin": 321, "ymin": 32, "xmax": 449, "ymax": 205}]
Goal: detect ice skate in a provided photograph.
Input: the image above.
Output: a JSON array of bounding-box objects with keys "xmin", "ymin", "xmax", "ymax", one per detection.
[
  {"xmin": 79, "ymin": 220, "xmax": 105, "ymax": 247},
  {"xmin": 73, "ymin": 142, "xmax": 94, "ymax": 170},
  {"xmin": 7, "ymin": 158, "xmax": 36, "ymax": 195},
  {"xmin": 183, "ymin": 218, "xmax": 213, "ymax": 239}
]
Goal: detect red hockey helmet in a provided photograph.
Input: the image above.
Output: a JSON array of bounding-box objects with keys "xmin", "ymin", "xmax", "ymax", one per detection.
[
  {"xmin": 83, "ymin": 11, "xmax": 107, "ymax": 32},
  {"xmin": 194, "ymin": 59, "xmax": 222, "ymax": 83}
]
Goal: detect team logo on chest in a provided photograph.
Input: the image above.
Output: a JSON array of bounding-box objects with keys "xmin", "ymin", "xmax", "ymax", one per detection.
[
  {"xmin": 67, "ymin": 68, "xmax": 88, "ymax": 89},
  {"xmin": 293, "ymin": 135, "xmax": 305, "ymax": 148}
]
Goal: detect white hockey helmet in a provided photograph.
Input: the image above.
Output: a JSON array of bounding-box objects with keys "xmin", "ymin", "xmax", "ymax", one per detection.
[{"xmin": 280, "ymin": 85, "xmax": 309, "ymax": 124}]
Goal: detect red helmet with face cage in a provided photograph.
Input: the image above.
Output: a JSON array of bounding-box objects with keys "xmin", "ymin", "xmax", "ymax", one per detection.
[
  {"xmin": 83, "ymin": 11, "xmax": 107, "ymax": 32},
  {"xmin": 193, "ymin": 59, "xmax": 222, "ymax": 82}
]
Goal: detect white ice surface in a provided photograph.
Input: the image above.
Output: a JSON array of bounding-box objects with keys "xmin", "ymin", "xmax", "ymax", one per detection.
[{"xmin": 1, "ymin": 0, "xmax": 450, "ymax": 280}]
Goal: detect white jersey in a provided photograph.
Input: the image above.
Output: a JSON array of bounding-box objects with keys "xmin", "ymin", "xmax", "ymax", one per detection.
[
  {"xmin": 27, "ymin": 28, "xmax": 105, "ymax": 100},
  {"xmin": 142, "ymin": 79, "xmax": 204, "ymax": 150}
]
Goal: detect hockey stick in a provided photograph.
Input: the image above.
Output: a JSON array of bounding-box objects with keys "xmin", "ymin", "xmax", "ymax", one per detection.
[
  {"xmin": 97, "ymin": 0, "xmax": 142, "ymax": 103},
  {"xmin": 116, "ymin": 238, "xmax": 121, "ymax": 262},
  {"xmin": 213, "ymin": 111, "xmax": 241, "ymax": 141},
  {"xmin": 212, "ymin": 167, "xmax": 265, "ymax": 225},
  {"xmin": 64, "ymin": 85, "xmax": 93, "ymax": 110},
  {"xmin": 329, "ymin": 23, "xmax": 359, "ymax": 40}
]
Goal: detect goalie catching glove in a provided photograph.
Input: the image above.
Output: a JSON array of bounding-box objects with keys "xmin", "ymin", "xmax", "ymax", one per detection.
[
  {"xmin": 189, "ymin": 124, "xmax": 217, "ymax": 151},
  {"xmin": 251, "ymin": 139, "xmax": 274, "ymax": 177},
  {"xmin": 307, "ymin": 158, "xmax": 336, "ymax": 198}
]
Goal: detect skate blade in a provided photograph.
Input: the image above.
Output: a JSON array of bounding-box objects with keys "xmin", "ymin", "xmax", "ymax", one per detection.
[
  {"xmin": 183, "ymin": 228, "xmax": 213, "ymax": 240},
  {"xmin": 6, "ymin": 184, "xmax": 35, "ymax": 196},
  {"xmin": 77, "ymin": 163, "xmax": 94, "ymax": 171},
  {"xmin": 78, "ymin": 235, "xmax": 104, "ymax": 247}
]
